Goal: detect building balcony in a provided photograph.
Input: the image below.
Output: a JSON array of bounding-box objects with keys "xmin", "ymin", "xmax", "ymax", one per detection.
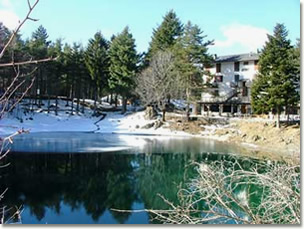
[{"xmin": 200, "ymin": 89, "xmax": 240, "ymax": 104}]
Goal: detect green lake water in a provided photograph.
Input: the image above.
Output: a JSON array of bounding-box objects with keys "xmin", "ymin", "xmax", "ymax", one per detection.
[{"xmin": 1, "ymin": 132, "xmax": 261, "ymax": 224}]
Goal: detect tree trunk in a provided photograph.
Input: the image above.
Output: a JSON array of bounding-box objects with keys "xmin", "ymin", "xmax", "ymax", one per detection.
[
  {"xmin": 66, "ymin": 86, "xmax": 69, "ymax": 107},
  {"xmin": 30, "ymin": 93, "xmax": 34, "ymax": 112},
  {"xmin": 71, "ymin": 81, "xmax": 74, "ymax": 115},
  {"xmin": 276, "ymin": 106, "xmax": 280, "ymax": 128},
  {"xmin": 38, "ymin": 68, "xmax": 42, "ymax": 108},
  {"xmin": 76, "ymin": 97, "xmax": 80, "ymax": 114},
  {"xmin": 114, "ymin": 94, "xmax": 118, "ymax": 108},
  {"xmin": 47, "ymin": 94, "xmax": 50, "ymax": 114},
  {"xmin": 286, "ymin": 105, "xmax": 290, "ymax": 125},
  {"xmin": 110, "ymin": 93, "xmax": 113, "ymax": 105},
  {"xmin": 122, "ymin": 96, "xmax": 127, "ymax": 114},
  {"xmin": 46, "ymin": 73, "xmax": 50, "ymax": 114},
  {"xmin": 162, "ymin": 109, "xmax": 166, "ymax": 122},
  {"xmin": 55, "ymin": 95, "xmax": 58, "ymax": 116},
  {"xmin": 76, "ymin": 81, "xmax": 81, "ymax": 114},
  {"xmin": 94, "ymin": 90, "xmax": 97, "ymax": 115},
  {"xmin": 34, "ymin": 81, "xmax": 38, "ymax": 107},
  {"xmin": 186, "ymin": 103, "xmax": 190, "ymax": 122},
  {"xmin": 185, "ymin": 87, "xmax": 190, "ymax": 122},
  {"xmin": 193, "ymin": 102, "xmax": 198, "ymax": 115},
  {"xmin": 82, "ymin": 91, "xmax": 85, "ymax": 114}
]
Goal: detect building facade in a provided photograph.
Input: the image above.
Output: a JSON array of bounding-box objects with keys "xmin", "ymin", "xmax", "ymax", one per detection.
[{"xmin": 199, "ymin": 53, "xmax": 259, "ymax": 116}]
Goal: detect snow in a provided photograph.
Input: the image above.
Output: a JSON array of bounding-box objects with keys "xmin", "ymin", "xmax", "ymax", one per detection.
[
  {"xmin": 95, "ymin": 111, "xmax": 192, "ymax": 137},
  {"xmin": 241, "ymin": 142, "xmax": 258, "ymax": 148},
  {"xmin": 0, "ymin": 99, "xmax": 100, "ymax": 135},
  {"xmin": 171, "ymin": 99, "xmax": 194, "ymax": 110},
  {"xmin": 0, "ymin": 99, "xmax": 192, "ymax": 138},
  {"xmin": 0, "ymin": 112, "xmax": 98, "ymax": 134}
]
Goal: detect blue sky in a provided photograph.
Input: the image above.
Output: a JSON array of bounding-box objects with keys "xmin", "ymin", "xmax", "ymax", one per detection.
[{"xmin": 0, "ymin": 0, "xmax": 300, "ymax": 55}]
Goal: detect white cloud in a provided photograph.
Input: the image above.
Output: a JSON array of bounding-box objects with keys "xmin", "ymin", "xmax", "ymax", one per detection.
[
  {"xmin": 0, "ymin": 0, "xmax": 19, "ymax": 30},
  {"xmin": 0, "ymin": 9, "xmax": 19, "ymax": 29},
  {"xmin": 214, "ymin": 23, "xmax": 270, "ymax": 53},
  {"xmin": 0, "ymin": 0, "xmax": 13, "ymax": 8}
]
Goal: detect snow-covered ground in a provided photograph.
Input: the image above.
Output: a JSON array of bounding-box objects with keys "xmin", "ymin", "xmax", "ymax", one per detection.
[
  {"xmin": 0, "ymin": 99, "xmax": 191, "ymax": 137},
  {"xmin": 96, "ymin": 111, "xmax": 191, "ymax": 136},
  {"xmin": 0, "ymin": 99, "xmax": 98, "ymax": 135}
]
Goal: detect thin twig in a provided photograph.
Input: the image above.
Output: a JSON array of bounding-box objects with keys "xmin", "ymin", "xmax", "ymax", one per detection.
[{"xmin": 0, "ymin": 0, "xmax": 40, "ymax": 59}]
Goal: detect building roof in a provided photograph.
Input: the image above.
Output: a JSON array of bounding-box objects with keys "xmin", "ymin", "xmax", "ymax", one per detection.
[{"xmin": 215, "ymin": 53, "xmax": 259, "ymax": 63}]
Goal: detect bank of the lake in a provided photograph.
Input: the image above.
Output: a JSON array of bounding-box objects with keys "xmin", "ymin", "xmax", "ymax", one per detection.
[
  {"xmin": 152, "ymin": 114, "xmax": 300, "ymax": 164},
  {"xmin": 0, "ymin": 102, "xmax": 300, "ymax": 164},
  {"xmin": 1, "ymin": 105, "xmax": 300, "ymax": 224}
]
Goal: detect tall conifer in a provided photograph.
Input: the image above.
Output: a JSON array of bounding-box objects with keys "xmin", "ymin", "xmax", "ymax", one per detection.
[
  {"xmin": 84, "ymin": 32, "xmax": 109, "ymax": 113},
  {"xmin": 251, "ymin": 23, "xmax": 300, "ymax": 127},
  {"xmin": 146, "ymin": 10, "xmax": 183, "ymax": 62},
  {"xmin": 108, "ymin": 27, "xmax": 138, "ymax": 113}
]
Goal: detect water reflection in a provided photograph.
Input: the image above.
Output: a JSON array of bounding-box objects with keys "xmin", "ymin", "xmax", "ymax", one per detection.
[{"xmin": 1, "ymin": 133, "xmax": 256, "ymax": 224}]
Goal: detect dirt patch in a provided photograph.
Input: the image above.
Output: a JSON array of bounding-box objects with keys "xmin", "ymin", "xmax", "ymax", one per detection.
[
  {"xmin": 165, "ymin": 117, "xmax": 300, "ymax": 164},
  {"xmin": 167, "ymin": 117, "xmax": 208, "ymax": 135},
  {"xmin": 225, "ymin": 120, "xmax": 300, "ymax": 163}
]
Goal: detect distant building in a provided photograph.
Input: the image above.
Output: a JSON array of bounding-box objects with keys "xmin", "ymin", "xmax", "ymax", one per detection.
[{"xmin": 198, "ymin": 52, "xmax": 259, "ymax": 116}]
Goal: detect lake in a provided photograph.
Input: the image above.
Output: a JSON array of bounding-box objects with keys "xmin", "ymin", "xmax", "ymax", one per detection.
[{"xmin": 1, "ymin": 132, "xmax": 258, "ymax": 224}]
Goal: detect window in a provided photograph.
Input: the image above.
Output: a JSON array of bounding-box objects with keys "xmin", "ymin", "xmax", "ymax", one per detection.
[
  {"xmin": 234, "ymin": 74, "xmax": 239, "ymax": 82},
  {"xmin": 243, "ymin": 61, "xmax": 249, "ymax": 65},
  {"xmin": 216, "ymin": 63, "xmax": 221, "ymax": 73},
  {"xmin": 254, "ymin": 60, "xmax": 259, "ymax": 65},
  {"xmin": 216, "ymin": 75, "xmax": 223, "ymax": 82},
  {"xmin": 242, "ymin": 82, "xmax": 248, "ymax": 96},
  {"xmin": 234, "ymin": 62, "xmax": 240, "ymax": 71}
]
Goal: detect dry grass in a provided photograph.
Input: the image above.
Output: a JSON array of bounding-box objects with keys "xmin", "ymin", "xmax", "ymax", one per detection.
[{"xmin": 228, "ymin": 120, "xmax": 300, "ymax": 163}]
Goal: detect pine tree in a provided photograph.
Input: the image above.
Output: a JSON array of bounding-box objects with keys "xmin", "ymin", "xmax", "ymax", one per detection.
[
  {"xmin": 251, "ymin": 23, "xmax": 300, "ymax": 128},
  {"xmin": 62, "ymin": 43, "xmax": 73, "ymax": 106},
  {"xmin": 0, "ymin": 23, "xmax": 25, "ymax": 89},
  {"xmin": 108, "ymin": 27, "xmax": 138, "ymax": 113},
  {"xmin": 31, "ymin": 25, "xmax": 50, "ymax": 57},
  {"xmin": 29, "ymin": 25, "xmax": 50, "ymax": 107},
  {"xmin": 0, "ymin": 22, "xmax": 10, "ymax": 49},
  {"xmin": 251, "ymin": 75, "xmax": 270, "ymax": 114},
  {"xmin": 47, "ymin": 38, "xmax": 63, "ymax": 115},
  {"xmin": 146, "ymin": 10, "xmax": 183, "ymax": 62},
  {"xmin": 84, "ymin": 32, "xmax": 109, "ymax": 114},
  {"xmin": 173, "ymin": 21, "xmax": 213, "ymax": 120},
  {"xmin": 32, "ymin": 25, "xmax": 49, "ymax": 42}
]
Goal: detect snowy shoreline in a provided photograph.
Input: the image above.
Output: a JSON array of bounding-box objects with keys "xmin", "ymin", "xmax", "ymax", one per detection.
[
  {"xmin": 0, "ymin": 101, "xmax": 190, "ymax": 138},
  {"xmin": 0, "ymin": 99, "xmax": 299, "ymax": 164}
]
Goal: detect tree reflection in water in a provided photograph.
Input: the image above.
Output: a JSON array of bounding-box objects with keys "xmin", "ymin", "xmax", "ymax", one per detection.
[{"xmin": 0, "ymin": 136, "xmax": 256, "ymax": 224}]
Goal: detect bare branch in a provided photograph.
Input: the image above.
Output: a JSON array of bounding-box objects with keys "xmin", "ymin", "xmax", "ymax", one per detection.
[
  {"xmin": 0, "ymin": 0, "xmax": 41, "ymax": 225},
  {"xmin": 0, "ymin": 0, "xmax": 40, "ymax": 59},
  {"xmin": 112, "ymin": 159, "xmax": 300, "ymax": 224},
  {"xmin": 0, "ymin": 56, "xmax": 57, "ymax": 68},
  {"xmin": 27, "ymin": 0, "xmax": 31, "ymax": 9},
  {"xmin": 27, "ymin": 17, "xmax": 39, "ymax": 22},
  {"xmin": 8, "ymin": 78, "xmax": 35, "ymax": 114}
]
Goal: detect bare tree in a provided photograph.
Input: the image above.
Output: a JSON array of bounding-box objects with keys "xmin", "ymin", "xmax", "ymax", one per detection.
[
  {"xmin": 0, "ymin": 0, "xmax": 55, "ymax": 224},
  {"xmin": 113, "ymin": 159, "xmax": 300, "ymax": 224},
  {"xmin": 136, "ymin": 51, "xmax": 179, "ymax": 121},
  {"xmin": 0, "ymin": 0, "xmax": 56, "ymax": 118}
]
